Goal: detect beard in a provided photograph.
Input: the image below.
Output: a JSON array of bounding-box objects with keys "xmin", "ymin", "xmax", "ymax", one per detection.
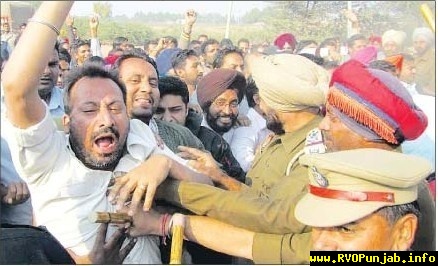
[
  {"xmin": 69, "ymin": 126, "xmax": 127, "ymax": 171},
  {"xmin": 206, "ymin": 111, "xmax": 238, "ymax": 135},
  {"xmin": 266, "ymin": 115, "xmax": 285, "ymax": 135},
  {"xmin": 38, "ymin": 87, "xmax": 52, "ymax": 100}
]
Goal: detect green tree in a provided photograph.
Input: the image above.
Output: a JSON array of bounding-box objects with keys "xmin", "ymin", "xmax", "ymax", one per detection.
[{"xmin": 93, "ymin": 1, "xmax": 112, "ymax": 19}]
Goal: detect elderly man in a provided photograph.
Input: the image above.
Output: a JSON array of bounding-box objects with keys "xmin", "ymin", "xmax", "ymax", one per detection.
[
  {"xmin": 295, "ymin": 149, "xmax": 431, "ymax": 251},
  {"xmin": 381, "ymin": 29, "xmax": 407, "ymax": 57},
  {"xmin": 412, "ymin": 27, "xmax": 435, "ymax": 96},
  {"xmin": 2, "ymin": 2, "xmax": 211, "ymax": 264}
]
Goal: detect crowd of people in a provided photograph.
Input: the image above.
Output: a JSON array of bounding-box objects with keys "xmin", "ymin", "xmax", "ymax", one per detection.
[{"xmin": 0, "ymin": 1, "xmax": 435, "ymax": 264}]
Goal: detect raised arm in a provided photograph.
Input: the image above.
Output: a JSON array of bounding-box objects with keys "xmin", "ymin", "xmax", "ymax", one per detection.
[
  {"xmin": 178, "ymin": 9, "xmax": 197, "ymax": 49},
  {"xmin": 89, "ymin": 14, "xmax": 103, "ymax": 57},
  {"xmin": 2, "ymin": 1, "xmax": 73, "ymax": 128}
]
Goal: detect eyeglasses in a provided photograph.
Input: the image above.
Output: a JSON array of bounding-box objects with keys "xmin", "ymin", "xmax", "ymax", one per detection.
[{"xmin": 212, "ymin": 99, "xmax": 239, "ymax": 109}]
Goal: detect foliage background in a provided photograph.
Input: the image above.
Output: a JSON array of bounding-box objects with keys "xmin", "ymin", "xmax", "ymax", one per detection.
[{"xmin": 23, "ymin": 1, "xmax": 436, "ymax": 46}]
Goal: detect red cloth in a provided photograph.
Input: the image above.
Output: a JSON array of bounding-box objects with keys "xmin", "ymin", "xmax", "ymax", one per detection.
[
  {"xmin": 104, "ymin": 54, "xmax": 120, "ymax": 66},
  {"xmin": 274, "ymin": 33, "xmax": 296, "ymax": 51},
  {"xmin": 351, "ymin": 46, "xmax": 377, "ymax": 65},
  {"xmin": 428, "ymin": 179, "xmax": 436, "ymax": 201},
  {"xmin": 384, "ymin": 54, "xmax": 404, "ymax": 73},
  {"xmin": 329, "ymin": 59, "xmax": 428, "ymax": 144},
  {"xmin": 369, "ymin": 35, "xmax": 382, "ymax": 45}
]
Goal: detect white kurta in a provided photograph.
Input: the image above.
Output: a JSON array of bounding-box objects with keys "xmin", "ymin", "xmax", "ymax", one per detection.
[{"xmin": 5, "ymin": 104, "xmax": 187, "ymax": 264}]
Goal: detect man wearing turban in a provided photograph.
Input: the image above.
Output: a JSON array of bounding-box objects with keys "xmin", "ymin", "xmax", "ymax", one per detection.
[
  {"xmin": 382, "ymin": 29, "xmax": 407, "ymax": 57},
  {"xmin": 196, "ymin": 68, "xmax": 246, "ymax": 139},
  {"xmin": 412, "ymin": 27, "xmax": 435, "ymax": 96}
]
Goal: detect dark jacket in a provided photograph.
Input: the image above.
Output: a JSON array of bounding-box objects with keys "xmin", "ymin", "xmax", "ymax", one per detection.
[{"xmin": 185, "ymin": 109, "xmax": 246, "ymax": 182}]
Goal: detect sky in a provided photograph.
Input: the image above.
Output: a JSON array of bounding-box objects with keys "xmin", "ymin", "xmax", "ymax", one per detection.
[{"xmin": 70, "ymin": 1, "xmax": 269, "ymax": 18}]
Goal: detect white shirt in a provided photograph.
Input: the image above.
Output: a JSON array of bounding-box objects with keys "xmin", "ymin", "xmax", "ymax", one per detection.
[
  {"xmin": 227, "ymin": 108, "xmax": 271, "ymax": 172},
  {"xmin": 5, "ymin": 104, "xmax": 187, "ymax": 263}
]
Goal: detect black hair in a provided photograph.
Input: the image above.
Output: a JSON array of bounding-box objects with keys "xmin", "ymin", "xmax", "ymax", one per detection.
[
  {"xmin": 113, "ymin": 49, "xmax": 158, "ymax": 77},
  {"xmin": 164, "ymin": 36, "xmax": 178, "ymax": 47},
  {"xmin": 295, "ymin": 39, "xmax": 318, "ymax": 54},
  {"xmin": 237, "ymin": 38, "xmax": 250, "ymax": 46},
  {"xmin": 158, "ymin": 76, "xmax": 190, "ymax": 105},
  {"xmin": 298, "ymin": 53, "xmax": 325, "ymax": 66},
  {"xmin": 220, "ymin": 38, "xmax": 234, "ymax": 49},
  {"xmin": 63, "ymin": 65, "xmax": 126, "ymax": 115},
  {"xmin": 84, "ymin": 56, "xmax": 105, "ymax": 68},
  {"xmin": 58, "ymin": 47, "xmax": 72, "ymax": 63},
  {"xmin": 200, "ymin": 39, "xmax": 219, "ymax": 55},
  {"xmin": 368, "ymin": 60, "xmax": 397, "ymax": 75},
  {"xmin": 245, "ymin": 76, "xmax": 259, "ymax": 108},
  {"xmin": 171, "ymin": 49, "xmax": 198, "ymax": 71},
  {"xmin": 347, "ymin": 34, "xmax": 367, "ymax": 48},
  {"xmin": 212, "ymin": 47, "xmax": 244, "ymax": 69},
  {"xmin": 113, "ymin": 36, "xmax": 128, "ymax": 49}
]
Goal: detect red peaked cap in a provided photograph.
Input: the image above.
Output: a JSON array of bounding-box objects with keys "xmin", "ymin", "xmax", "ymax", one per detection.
[{"xmin": 328, "ymin": 59, "xmax": 427, "ymax": 144}]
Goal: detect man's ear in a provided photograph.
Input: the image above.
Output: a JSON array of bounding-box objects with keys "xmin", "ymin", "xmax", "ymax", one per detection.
[
  {"xmin": 175, "ymin": 68, "xmax": 185, "ymax": 78},
  {"xmin": 390, "ymin": 214, "xmax": 418, "ymax": 251},
  {"xmin": 62, "ymin": 114, "xmax": 70, "ymax": 134}
]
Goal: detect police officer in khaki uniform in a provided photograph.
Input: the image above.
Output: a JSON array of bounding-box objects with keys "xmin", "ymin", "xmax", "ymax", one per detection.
[
  {"xmin": 295, "ymin": 148, "xmax": 431, "ymax": 251},
  {"xmin": 127, "ymin": 148, "xmax": 431, "ymax": 260}
]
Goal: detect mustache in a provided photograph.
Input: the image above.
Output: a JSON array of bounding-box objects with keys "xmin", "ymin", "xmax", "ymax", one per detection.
[{"xmin": 92, "ymin": 126, "xmax": 120, "ymax": 140}]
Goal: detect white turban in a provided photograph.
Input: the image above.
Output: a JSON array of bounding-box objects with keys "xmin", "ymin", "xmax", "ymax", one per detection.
[
  {"xmin": 413, "ymin": 27, "xmax": 434, "ymax": 45},
  {"xmin": 382, "ymin": 29, "xmax": 407, "ymax": 46},
  {"xmin": 248, "ymin": 54, "xmax": 329, "ymax": 112}
]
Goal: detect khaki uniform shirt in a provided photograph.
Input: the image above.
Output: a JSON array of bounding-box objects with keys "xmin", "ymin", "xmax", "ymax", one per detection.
[
  {"xmin": 414, "ymin": 48, "xmax": 435, "ymax": 96},
  {"xmin": 158, "ymin": 116, "xmax": 323, "ymax": 263}
]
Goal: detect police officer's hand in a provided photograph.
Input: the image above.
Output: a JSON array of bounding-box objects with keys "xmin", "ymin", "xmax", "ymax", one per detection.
[
  {"xmin": 235, "ymin": 114, "xmax": 251, "ymax": 127},
  {"xmin": 108, "ymin": 154, "xmax": 171, "ymax": 215},
  {"xmin": 1, "ymin": 182, "xmax": 30, "ymax": 205},
  {"xmin": 177, "ymin": 146, "xmax": 222, "ymax": 181}
]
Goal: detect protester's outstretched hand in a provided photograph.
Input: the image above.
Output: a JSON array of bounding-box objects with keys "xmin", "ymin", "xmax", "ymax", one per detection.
[
  {"xmin": 235, "ymin": 114, "xmax": 251, "ymax": 127},
  {"xmin": 124, "ymin": 206, "xmax": 163, "ymax": 237},
  {"xmin": 89, "ymin": 14, "xmax": 99, "ymax": 29},
  {"xmin": 67, "ymin": 223, "xmax": 136, "ymax": 264},
  {"xmin": 0, "ymin": 182, "xmax": 30, "ymax": 205},
  {"xmin": 108, "ymin": 154, "xmax": 171, "ymax": 215}
]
